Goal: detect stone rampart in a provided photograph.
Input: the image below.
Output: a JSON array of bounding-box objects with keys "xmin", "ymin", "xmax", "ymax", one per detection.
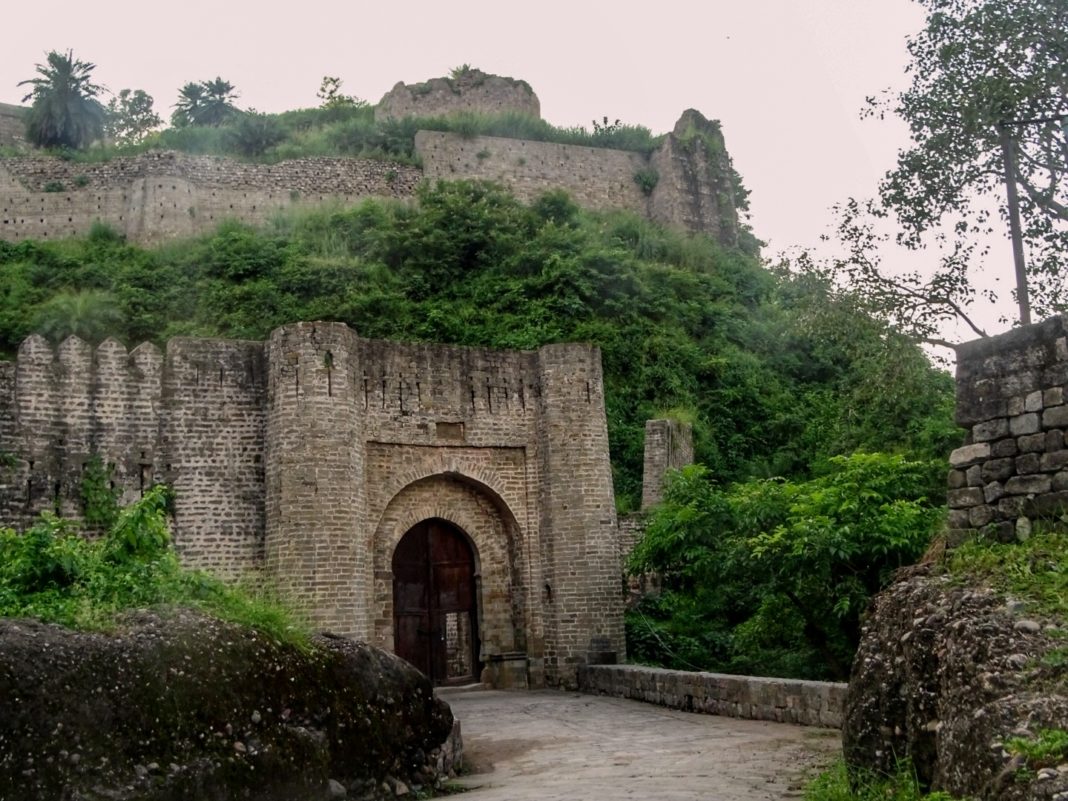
[
  {"xmin": 579, "ymin": 664, "xmax": 848, "ymax": 728},
  {"xmin": 376, "ymin": 69, "xmax": 540, "ymax": 122},
  {"xmin": 416, "ymin": 130, "xmax": 648, "ymax": 216},
  {"xmin": 0, "ymin": 152, "xmax": 420, "ymax": 244},
  {"xmin": 0, "ymin": 104, "xmax": 26, "ymax": 149},
  {"xmin": 948, "ymin": 314, "xmax": 1068, "ymax": 543}
]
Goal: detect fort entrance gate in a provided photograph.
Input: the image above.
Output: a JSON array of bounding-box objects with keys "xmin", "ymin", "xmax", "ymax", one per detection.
[{"xmin": 392, "ymin": 518, "xmax": 478, "ymax": 685}]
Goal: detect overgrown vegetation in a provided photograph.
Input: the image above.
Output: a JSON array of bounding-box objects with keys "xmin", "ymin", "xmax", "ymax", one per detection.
[
  {"xmin": 628, "ymin": 453, "xmax": 946, "ymax": 679},
  {"xmin": 0, "ymin": 181, "xmax": 957, "ymax": 512},
  {"xmin": 0, "ymin": 485, "xmax": 309, "ymax": 644},
  {"xmin": 946, "ymin": 529, "xmax": 1068, "ymax": 620},
  {"xmin": 803, "ymin": 759, "xmax": 963, "ymax": 801}
]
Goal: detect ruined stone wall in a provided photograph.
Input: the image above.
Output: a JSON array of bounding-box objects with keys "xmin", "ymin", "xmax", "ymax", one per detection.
[
  {"xmin": 415, "ymin": 131, "xmax": 648, "ymax": 216},
  {"xmin": 0, "ymin": 104, "xmax": 27, "ymax": 149},
  {"xmin": 948, "ymin": 314, "xmax": 1068, "ymax": 543},
  {"xmin": 640, "ymin": 419, "xmax": 694, "ymax": 509},
  {"xmin": 0, "ymin": 152, "xmax": 420, "ymax": 244},
  {"xmin": 376, "ymin": 69, "xmax": 540, "ymax": 122}
]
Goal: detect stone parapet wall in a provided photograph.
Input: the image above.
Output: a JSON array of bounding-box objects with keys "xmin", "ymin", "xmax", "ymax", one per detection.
[
  {"xmin": 948, "ymin": 314, "xmax": 1068, "ymax": 543},
  {"xmin": 579, "ymin": 664, "xmax": 847, "ymax": 728}
]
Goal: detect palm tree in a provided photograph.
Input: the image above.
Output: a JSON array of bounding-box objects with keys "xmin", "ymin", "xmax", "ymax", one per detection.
[
  {"xmin": 173, "ymin": 78, "xmax": 239, "ymax": 127},
  {"xmin": 201, "ymin": 77, "xmax": 239, "ymax": 126},
  {"xmin": 33, "ymin": 289, "xmax": 123, "ymax": 344},
  {"xmin": 171, "ymin": 82, "xmax": 206, "ymax": 128},
  {"xmin": 18, "ymin": 50, "xmax": 106, "ymax": 150}
]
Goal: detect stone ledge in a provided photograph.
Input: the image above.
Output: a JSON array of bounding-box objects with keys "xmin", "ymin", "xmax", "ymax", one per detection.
[{"xmin": 578, "ymin": 663, "xmax": 847, "ymax": 729}]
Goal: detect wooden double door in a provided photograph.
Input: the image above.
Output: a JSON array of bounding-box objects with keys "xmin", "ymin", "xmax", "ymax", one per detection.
[{"xmin": 392, "ymin": 519, "xmax": 479, "ymax": 685}]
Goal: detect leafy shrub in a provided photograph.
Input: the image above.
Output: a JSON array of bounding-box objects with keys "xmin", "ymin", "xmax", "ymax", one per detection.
[
  {"xmin": 629, "ymin": 453, "xmax": 945, "ymax": 679},
  {"xmin": 0, "ymin": 485, "xmax": 308, "ymax": 644},
  {"xmin": 42, "ymin": 181, "xmax": 64, "ymax": 192},
  {"xmin": 633, "ymin": 167, "xmax": 659, "ymax": 196},
  {"xmin": 803, "ymin": 759, "xmax": 963, "ymax": 801},
  {"xmin": 226, "ymin": 111, "xmax": 286, "ymax": 157}
]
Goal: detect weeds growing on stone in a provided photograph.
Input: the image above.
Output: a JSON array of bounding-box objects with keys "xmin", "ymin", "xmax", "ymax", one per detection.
[{"xmin": 802, "ymin": 759, "xmax": 965, "ymax": 801}]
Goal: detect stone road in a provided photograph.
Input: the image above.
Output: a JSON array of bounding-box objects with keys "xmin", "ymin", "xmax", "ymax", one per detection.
[{"xmin": 437, "ymin": 688, "xmax": 841, "ymax": 801}]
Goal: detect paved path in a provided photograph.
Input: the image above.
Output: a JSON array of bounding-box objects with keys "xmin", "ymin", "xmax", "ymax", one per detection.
[{"xmin": 437, "ymin": 688, "xmax": 841, "ymax": 801}]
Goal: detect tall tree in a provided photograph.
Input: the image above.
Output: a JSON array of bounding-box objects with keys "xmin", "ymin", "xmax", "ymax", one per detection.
[
  {"xmin": 171, "ymin": 78, "xmax": 239, "ymax": 127},
  {"xmin": 18, "ymin": 50, "xmax": 107, "ymax": 150},
  {"xmin": 104, "ymin": 89, "xmax": 161, "ymax": 145},
  {"xmin": 830, "ymin": 0, "xmax": 1067, "ymax": 341}
]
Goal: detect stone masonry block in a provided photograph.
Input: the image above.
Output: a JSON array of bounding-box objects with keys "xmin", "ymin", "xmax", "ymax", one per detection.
[
  {"xmin": 973, "ymin": 418, "xmax": 1009, "ymax": 441},
  {"xmin": 1040, "ymin": 450, "xmax": 1068, "ymax": 472},
  {"xmin": 992, "ymin": 438, "xmax": 1019, "ymax": 458},
  {"xmin": 1043, "ymin": 405, "xmax": 1068, "ymax": 429},
  {"xmin": 947, "ymin": 469, "xmax": 967, "ymax": 489},
  {"xmin": 948, "ymin": 488, "xmax": 984, "ymax": 508},
  {"xmin": 949, "ymin": 443, "xmax": 991, "ymax": 467},
  {"xmin": 1018, "ymin": 433, "xmax": 1046, "ymax": 453},
  {"xmin": 1024, "ymin": 390, "xmax": 1044, "ymax": 412},
  {"xmin": 1044, "ymin": 387, "xmax": 1064, "ymax": 407},
  {"xmin": 1010, "ymin": 413, "xmax": 1041, "ymax": 436},
  {"xmin": 1054, "ymin": 471, "xmax": 1068, "ymax": 491},
  {"xmin": 1046, "ymin": 431, "xmax": 1065, "ymax": 452},
  {"xmin": 1004, "ymin": 474, "xmax": 1052, "ymax": 495},
  {"xmin": 980, "ymin": 458, "xmax": 1015, "ymax": 483},
  {"xmin": 965, "ymin": 465, "xmax": 983, "ymax": 486},
  {"xmin": 1016, "ymin": 453, "xmax": 1041, "ymax": 474},
  {"xmin": 983, "ymin": 482, "xmax": 1005, "ymax": 504},
  {"xmin": 968, "ymin": 504, "xmax": 994, "ymax": 527}
]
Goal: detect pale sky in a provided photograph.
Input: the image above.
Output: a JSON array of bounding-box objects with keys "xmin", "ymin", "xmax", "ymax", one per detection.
[{"xmin": 1, "ymin": 0, "xmax": 1013, "ymax": 344}]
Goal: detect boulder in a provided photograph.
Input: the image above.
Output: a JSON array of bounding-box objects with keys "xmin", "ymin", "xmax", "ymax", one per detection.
[
  {"xmin": 0, "ymin": 609, "xmax": 455, "ymax": 800},
  {"xmin": 843, "ymin": 564, "xmax": 1067, "ymax": 800}
]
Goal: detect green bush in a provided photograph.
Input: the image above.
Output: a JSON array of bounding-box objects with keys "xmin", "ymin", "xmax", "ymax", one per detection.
[
  {"xmin": 0, "ymin": 486, "xmax": 309, "ymax": 645},
  {"xmin": 803, "ymin": 759, "xmax": 963, "ymax": 801}
]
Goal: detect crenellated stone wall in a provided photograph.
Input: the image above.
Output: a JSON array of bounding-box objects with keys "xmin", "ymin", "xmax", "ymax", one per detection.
[
  {"xmin": 948, "ymin": 314, "xmax": 1068, "ymax": 543},
  {"xmin": 0, "ymin": 323, "xmax": 634, "ymax": 689}
]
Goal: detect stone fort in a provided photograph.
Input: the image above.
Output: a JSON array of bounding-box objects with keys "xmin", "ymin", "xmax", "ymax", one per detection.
[
  {"xmin": 0, "ymin": 322, "xmax": 692, "ymax": 689},
  {"xmin": 0, "ymin": 69, "xmax": 741, "ymax": 247}
]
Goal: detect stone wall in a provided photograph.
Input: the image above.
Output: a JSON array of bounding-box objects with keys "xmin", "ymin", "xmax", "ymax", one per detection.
[
  {"xmin": 0, "ymin": 323, "xmax": 628, "ymax": 688},
  {"xmin": 948, "ymin": 314, "xmax": 1068, "ymax": 544},
  {"xmin": 0, "ymin": 151, "xmax": 420, "ymax": 245},
  {"xmin": 0, "ymin": 104, "xmax": 26, "ymax": 149},
  {"xmin": 376, "ymin": 69, "xmax": 540, "ymax": 122},
  {"xmin": 415, "ymin": 131, "xmax": 648, "ymax": 216},
  {"xmin": 640, "ymin": 419, "xmax": 694, "ymax": 509},
  {"xmin": 579, "ymin": 664, "xmax": 848, "ymax": 728}
]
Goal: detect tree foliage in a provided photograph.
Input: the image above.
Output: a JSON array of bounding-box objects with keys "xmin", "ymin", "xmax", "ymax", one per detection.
[
  {"xmin": 826, "ymin": 0, "xmax": 1067, "ymax": 342},
  {"xmin": 18, "ymin": 50, "xmax": 107, "ymax": 150},
  {"xmin": 0, "ymin": 181, "xmax": 956, "ymax": 508},
  {"xmin": 104, "ymin": 89, "xmax": 161, "ymax": 145},
  {"xmin": 172, "ymin": 77, "xmax": 240, "ymax": 127},
  {"xmin": 628, "ymin": 454, "xmax": 945, "ymax": 680}
]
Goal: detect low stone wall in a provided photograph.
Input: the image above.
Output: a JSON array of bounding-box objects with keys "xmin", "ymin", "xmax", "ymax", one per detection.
[{"xmin": 579, "ymin": 664, "xmax": 848, "ymax": 728}]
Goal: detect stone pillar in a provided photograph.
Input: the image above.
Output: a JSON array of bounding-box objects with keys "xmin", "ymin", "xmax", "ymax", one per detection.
[
  {"xmin": 950, "ymin": 314, "xmax": 1068, "ymax": 544},
  {"xmin": 640, "ymin": 419, "xmax": 694, "ymax": 510},
  {"xmin": 265, "ymin": 322, "xmax": 369, "ymax": 636},
  {"xmin": 536, "ymin": 343, "xmax": 624, "ymax": 688}
]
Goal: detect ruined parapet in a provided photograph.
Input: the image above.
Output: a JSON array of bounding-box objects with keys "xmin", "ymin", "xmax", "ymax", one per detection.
[
  {"xmin": 0, "ymin": 103, "xmax": 27, "ymax": 150},
  {"xmin": 649, "ymin": 109, "xmax": 740, "ymax": 247},
  {"xmin": 640, "ymin": 418, "xmax": 694, "ymax": 510},
  {"xmin": 375, "ymin": 68, "xmax": 540, "ymax": 122},
  {"xmin": 948, "ymin": 314, "xmax": 1068, "ymax": 543}
]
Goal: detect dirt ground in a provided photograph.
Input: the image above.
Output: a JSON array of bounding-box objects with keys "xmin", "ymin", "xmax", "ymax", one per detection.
[{"xmin": 438, "ymin": 688, "xmax": 841, "ymax": 801}]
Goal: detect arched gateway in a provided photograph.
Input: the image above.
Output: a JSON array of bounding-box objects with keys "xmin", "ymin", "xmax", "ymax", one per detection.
[
  {"xmin": 392, "ymin": 519, "xmax": 478, "ymax": 684},
  {"xmin": 0, "ymin": 322, "xmax": 644, "ymax": 689}
]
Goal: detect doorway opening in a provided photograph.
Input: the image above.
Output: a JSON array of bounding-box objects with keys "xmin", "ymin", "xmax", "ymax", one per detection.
[{"xmin": 392, "ymin": 518, "xmax": 479, "ymax": 685}]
